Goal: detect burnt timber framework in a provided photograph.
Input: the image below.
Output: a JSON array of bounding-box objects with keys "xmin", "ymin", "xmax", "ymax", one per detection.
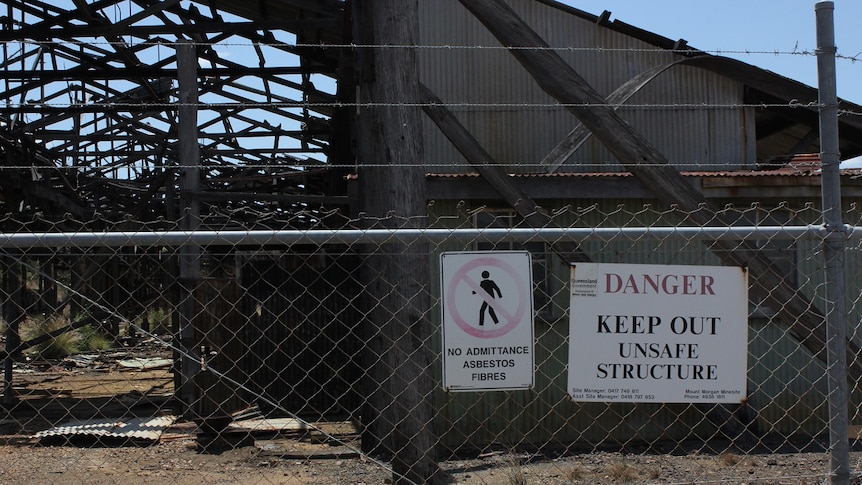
[
  {"xmin": 0, "ymin": 0, "xmax": 356, "ymax": 428},
  {"xmin": 0, "ymin": 0, "xmax": 350, "ymax": 226}
]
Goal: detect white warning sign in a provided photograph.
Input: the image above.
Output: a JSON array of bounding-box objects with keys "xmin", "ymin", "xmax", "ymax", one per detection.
[
  {"xmin": 568, "ymin": 262, "xmax": 748, "ymax": 403},
  {"xmin": 440, "ymin": 251, "xmax": 534, "ymax": 391}
]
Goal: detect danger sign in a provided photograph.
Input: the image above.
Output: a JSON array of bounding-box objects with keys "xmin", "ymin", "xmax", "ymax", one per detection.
[
  {"xmin": 567, "ymin": 262, "xmax": 748, "ymax": 403},
  {"xmin": 440, "ymin": 251, "xmax": 534, "ymax": 391}
]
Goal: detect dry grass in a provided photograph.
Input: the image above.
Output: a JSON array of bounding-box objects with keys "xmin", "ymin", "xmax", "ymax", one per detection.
[
  {"xmin": 144, "ymin": 307, "xmax": 172, "ymax": 335},
  {"xmin": 502, "ymin": 455, "xmax": 528, "ymax": 485},
  {"xmin": 20, "ymin": 315, "xmax": 84, "ymax": 358},
  {"xmin": 604, "ymin": 460, "xmax": 640, "ymax": 482},
  {"xmin": 80, "ymin": 326, "xmax": 113, "ymax": 351},
  {"xmin": 19, "ymin": 315, "xmax": 114, "ymax": 358},
  {"xmin": 718, "ymin": 451, "xmax": 742, "ymax": 466}
]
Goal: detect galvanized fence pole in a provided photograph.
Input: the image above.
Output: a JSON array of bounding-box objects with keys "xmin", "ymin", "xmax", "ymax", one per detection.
[{"xmin": 816, "ymin": 2, "xmax": 850, "ymax": 484}]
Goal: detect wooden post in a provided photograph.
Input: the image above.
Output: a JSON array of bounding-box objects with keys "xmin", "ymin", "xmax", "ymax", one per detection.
[
  {"xmin": 176, "ymin": 42, "xmax": 202, "ymax": 414},
  {"xmin": 353, "ymin": 1, "xmax": 441, "ymax": 483}
]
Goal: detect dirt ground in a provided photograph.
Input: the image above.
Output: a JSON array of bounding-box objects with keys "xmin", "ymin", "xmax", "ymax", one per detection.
[
  {"xmin": 0, "ymin": 435, "xmax": 857, "ymax": 484},
  {"xmin": 0, "ymin": 351, "xmax": 860, "ymax": 484}
]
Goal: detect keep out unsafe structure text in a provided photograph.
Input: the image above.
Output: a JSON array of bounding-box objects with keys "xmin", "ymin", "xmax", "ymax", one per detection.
[
  {"xmin": 440, "ymin": 251, "xmax": 534, "ymax": 391},
  {"xmin": 568, "ymin": 262, "xmax": 748, "ymax": 403}
]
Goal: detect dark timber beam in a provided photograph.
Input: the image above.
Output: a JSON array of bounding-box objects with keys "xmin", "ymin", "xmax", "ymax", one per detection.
[
  {"xmin": 458, "ymin": 0, "xmax": 862, "ymax": 383},
  {"xmin": 420, "ymin": 83, "xmax": 589, "ymax": 263},
  {"xmin": 0, "ymin": 20, "xmax": 340, "ymax": 42},
  {"xmin": 541, "ymin": 57, "xmax": 696, "ymax": 172}
]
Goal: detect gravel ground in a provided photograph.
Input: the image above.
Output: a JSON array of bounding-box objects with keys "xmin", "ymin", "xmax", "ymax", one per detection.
[{"xmin": 0, "ymin": 436, "xmax": 859, "ymax": 485}]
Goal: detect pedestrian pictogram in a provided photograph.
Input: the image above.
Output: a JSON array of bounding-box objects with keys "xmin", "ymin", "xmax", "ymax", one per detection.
[
  {"xmin": 477, "ymin": 270, "xmax": 502, "ymax": 326},
  {"xmin": 440, "ymin": 251, "xmax": 534, "ymax": 391},
  {"xmin": 443, "ymin": 253, "xmax": 529, "ymax": 339}
]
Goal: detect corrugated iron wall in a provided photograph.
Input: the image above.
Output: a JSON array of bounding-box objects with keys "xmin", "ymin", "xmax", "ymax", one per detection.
[
  {"xmin": 427, "ymin": 197, "xmax": 862, "ymax": 450},
  {"xmin": 418, "ymin": 0, "xmax": 752, "ymax": 173}
]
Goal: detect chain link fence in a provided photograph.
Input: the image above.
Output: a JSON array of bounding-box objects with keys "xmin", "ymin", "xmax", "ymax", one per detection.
[{"xmin": 0, "ymin": 201, "xmax": 859, "ymax": 484}]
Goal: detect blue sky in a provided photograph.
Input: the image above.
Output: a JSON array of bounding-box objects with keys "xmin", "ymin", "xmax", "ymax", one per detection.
[{"xmin": 559, "ymin": 1, "xmax": 862, "ymax": 106}]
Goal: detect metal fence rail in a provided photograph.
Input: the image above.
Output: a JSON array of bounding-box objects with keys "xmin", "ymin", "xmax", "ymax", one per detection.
[{"xmin": 0, "ymin": 205, "xmax": 858, "ymax": 484}]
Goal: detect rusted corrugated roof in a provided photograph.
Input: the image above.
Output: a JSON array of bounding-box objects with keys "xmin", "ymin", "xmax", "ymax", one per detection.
[
  {"xmin": 425, "ymin": 154, "xmax": 849, "ymax": 179},
  {"xmin": 426, "ymin": 170, "xmax": 830, "ymax": 180}
]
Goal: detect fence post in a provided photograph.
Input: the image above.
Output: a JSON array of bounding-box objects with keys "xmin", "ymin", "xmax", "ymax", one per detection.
[{"xmin": 815, "ymin": 2, "xmax": 850, "ymax": 484}]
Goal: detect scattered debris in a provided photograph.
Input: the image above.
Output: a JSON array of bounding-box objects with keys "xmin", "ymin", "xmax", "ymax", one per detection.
[
  {"xmin": 229, "ymin": 417, "xmax": 309, "ymax": 433},
  {"xmin": 62, "ymin": 354, "xmax": 97, "ymax": 368},
  {"xmin": 229, "ymin": 417, "xmax": 357, "ymax": 437},
  {"xmin": 116, "ymin": 357, "xmax": 173, "ymax": 370},
  {"xmin": 254, "ymin": 439, "xmax": 360, "ymax": 460},
  {"xmin": 112, "ymin": 389, "xmax": 171, "ymax": 407}
]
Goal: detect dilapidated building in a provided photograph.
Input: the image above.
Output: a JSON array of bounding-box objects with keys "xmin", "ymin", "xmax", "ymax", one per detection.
[{"xmin": 2, "ymin": 0, "xmax": 861, "ymax": 455}]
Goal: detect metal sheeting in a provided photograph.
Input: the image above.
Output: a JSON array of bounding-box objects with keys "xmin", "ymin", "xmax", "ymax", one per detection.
[
  {"xmin": 746, "ymin": 320, "xmax": 829, "ymax": 437},
  {"xmin": 418, "ymin": 0, "xmax": 751, "ymax": 173},
  {"xmin": 35, "ymin": 415, "xmax": 177, "ymax": 442}
]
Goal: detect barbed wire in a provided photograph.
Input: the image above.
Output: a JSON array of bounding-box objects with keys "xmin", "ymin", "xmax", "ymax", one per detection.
[
  {"xmin": 0, "ymin": 100, "xmax": 827, "ymax": 110},
  {"xmin": 0, "ymin": 161, "xmax": 850, "ymax": 171},
  {"xmin": 5, "ymin": 38, "xmax": 862, "ymax": 63},
  {"xmin": 3, "ymin": 103, "xmax": 861, "ymax": 121}
]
